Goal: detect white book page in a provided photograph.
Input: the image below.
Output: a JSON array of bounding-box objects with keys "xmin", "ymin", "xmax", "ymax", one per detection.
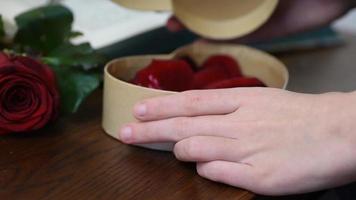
[
  {"xmin": 333, "ymin": 9, "xmax": 356, "ymax": 35},
  {"xmin": 63, "ymin": 0, "xmax": 170, "ymax": 48}
]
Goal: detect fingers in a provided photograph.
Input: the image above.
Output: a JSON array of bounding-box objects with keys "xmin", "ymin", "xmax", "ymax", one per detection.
[
  {"xmin": 133, "ymin": 89, "xmax": 242, "ymax": 121},
  {"xmin": 119, "ymin": 115, "xmax": 241, "ymax": 144},
  {"xmin": 173, "ymin": 136, "xmax": 257, "ymax": 163},
  {"xmin": 166, "ymin": 16, "xmax": 185, "ymax": 32},
  {"xmin": 197, "ymin": 161, "xmax": 256, "ymax": 191}
]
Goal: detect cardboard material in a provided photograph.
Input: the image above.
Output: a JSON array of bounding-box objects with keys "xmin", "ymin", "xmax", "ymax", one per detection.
[
  {"xmin": 112, "ymin": 0, "xmax": 171, "ymax": 11},
  {"xmin": 102, "ymin": 42, "xmax": 289, "ymax": 151},
  {"xmin": 111, "ymin": 0, "xmax": 279, "ymax": 39}
]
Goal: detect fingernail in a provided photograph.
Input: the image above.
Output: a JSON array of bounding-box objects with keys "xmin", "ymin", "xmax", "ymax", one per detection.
[
  {"xmin": 120, "ymin": 126, "xmax": 132, "ymax": 142},
  {"xmin": 134, "ymin": 103, "xmax": 147, "ymax": 117}
]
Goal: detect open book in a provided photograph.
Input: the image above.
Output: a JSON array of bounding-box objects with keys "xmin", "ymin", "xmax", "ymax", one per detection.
[{"xmin": 0, "ymin": 0, "xmax": 170, "ymax": 49}]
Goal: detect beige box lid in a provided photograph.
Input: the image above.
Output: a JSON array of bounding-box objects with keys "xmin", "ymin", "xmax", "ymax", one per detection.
[{"xmin": 112, "ymin": 0, "xmax": 278, "ymax": 39}]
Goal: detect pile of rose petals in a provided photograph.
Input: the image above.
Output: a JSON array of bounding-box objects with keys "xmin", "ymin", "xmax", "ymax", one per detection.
[{"xmin": 131, "ymin": 55, "xmax": 266, "ymax": 92}]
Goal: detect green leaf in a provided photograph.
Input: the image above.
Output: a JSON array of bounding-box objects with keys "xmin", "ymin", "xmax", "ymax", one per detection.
[
  {"xmin": 43, "ymin": 58, "xmax": 101, "ymax": 113},
  {"xmin": 69, "ymin": 31, "xmax": 83, "ymax": 39},
  {"xmin": 0, "ymin": 15, "xmax": 5, "ymax": 38},
  {"xmin": 57, "ymin": 71, "xmax": 100, "ymax": 113},
  {"xmin": 14, "ymin": 5, "xmax": 73, "ymax": 54},
  {"xmin": 13, "ymin": 5, "xmax": 104, "ymax": 113},
  {"xmin": 48, "ymin": 43, "xmax": 104, "ymax": 70}
]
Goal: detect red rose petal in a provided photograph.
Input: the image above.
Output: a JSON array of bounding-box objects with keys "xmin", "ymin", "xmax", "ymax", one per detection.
[
  {"xmin": 178, "ymin": 56, "xmax": 199, "ymax": 71},
  {"xmin": 0, "ymin": 53, "xmax": 11, "ymax": 67},
  {"xmin": 132, "ymin": 59, "xmax": 194, "ymax": 92},
  {"xmin": 0, "ymin": 127, "xmax": 9, "ymax": 135},
  {"xmin": 0, "ymin": 53, "xmax": 60, "ymax": 134},
  {"xmin": 15, "ymin": 56, "xmax": 57, "ymax": 86},
  {"xmin": 4, "ymin": 86, "xmax": 32, "ymax": 112},
  {"xmin": 0, "ymin": 79, "xmax": 40, "ymax": 121},
  {"xmin": 202, "ymin": 55, "xmax": 242, "ymax": 77},
  {"xmin": 31, "ymin": 91, "xmax": 54, "ymax": 130},
  {"xmin": 191, "ymin": 55, "xmax": 244, "ymax": 89},
  {"xmin": 192, "ymin": 65, "xmax": 230, "ymax": 89},
  {"xmin": 1, "ymin": 115, "xmax": 43, "ymax": 132}
]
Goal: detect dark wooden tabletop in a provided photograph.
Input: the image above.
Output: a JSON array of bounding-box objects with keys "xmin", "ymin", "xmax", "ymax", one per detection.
[{"xmin": 1, "ymin": 35, "xmax": 355, "ymax": 200}]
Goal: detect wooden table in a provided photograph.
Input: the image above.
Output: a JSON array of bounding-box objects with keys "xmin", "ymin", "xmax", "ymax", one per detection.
[{"xmin": 1, "ymin": 35, "xmax": 355, "ymax": 200}]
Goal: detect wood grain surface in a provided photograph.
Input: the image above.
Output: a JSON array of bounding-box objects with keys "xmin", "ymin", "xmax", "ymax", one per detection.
[
  {"xmin": 0, "ymin": 91, "xmax": 253, "ymax": 200},
  {"xmin": 1, "ymin": 35, "xmax": 355, "ymax": 200}
]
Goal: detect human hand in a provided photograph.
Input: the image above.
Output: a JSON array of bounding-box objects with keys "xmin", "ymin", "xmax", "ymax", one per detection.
[
  {"xmin": 119, "ymin": 88, "xmax": 356, "ymax": 195},
  {"xmin": 167, "ymin": 0, "xmax": 355, "ymax": 42}
]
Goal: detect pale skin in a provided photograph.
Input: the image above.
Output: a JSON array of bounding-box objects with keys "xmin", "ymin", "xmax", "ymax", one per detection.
[{"xmin": 119, "ymin": 0, "xmax": 356, "ymax": 196}]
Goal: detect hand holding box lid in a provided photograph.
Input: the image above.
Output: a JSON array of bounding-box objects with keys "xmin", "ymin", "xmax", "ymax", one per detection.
[{"xmin": 112, "ymin": 0, "xmax": 278, "ymax": 39}]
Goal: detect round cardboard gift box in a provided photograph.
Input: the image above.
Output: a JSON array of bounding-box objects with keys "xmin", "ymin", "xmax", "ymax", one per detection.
[
  {"xmin": 112, "ymin": 0, "xmax": 279, "ymax": 40},
  {"xmin": 102, "ymin": 42, "xmax": 289, "ymax": 151}
]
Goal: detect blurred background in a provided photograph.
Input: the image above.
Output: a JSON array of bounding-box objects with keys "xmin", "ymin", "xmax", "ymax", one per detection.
[{"xmin": 1, "ymin": 0, "xmax": 355, "ymax": 58}]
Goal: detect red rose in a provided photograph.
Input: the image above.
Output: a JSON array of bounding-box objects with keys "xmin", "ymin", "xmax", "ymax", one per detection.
[{"xmin": 0, "ymin": 52, "xmax": 60, "ymax": 135}]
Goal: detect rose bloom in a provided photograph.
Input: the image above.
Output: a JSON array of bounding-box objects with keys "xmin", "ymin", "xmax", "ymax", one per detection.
[{"xmin": 0, "ymin": 52, "xmax": 60, "ymax": 135}]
